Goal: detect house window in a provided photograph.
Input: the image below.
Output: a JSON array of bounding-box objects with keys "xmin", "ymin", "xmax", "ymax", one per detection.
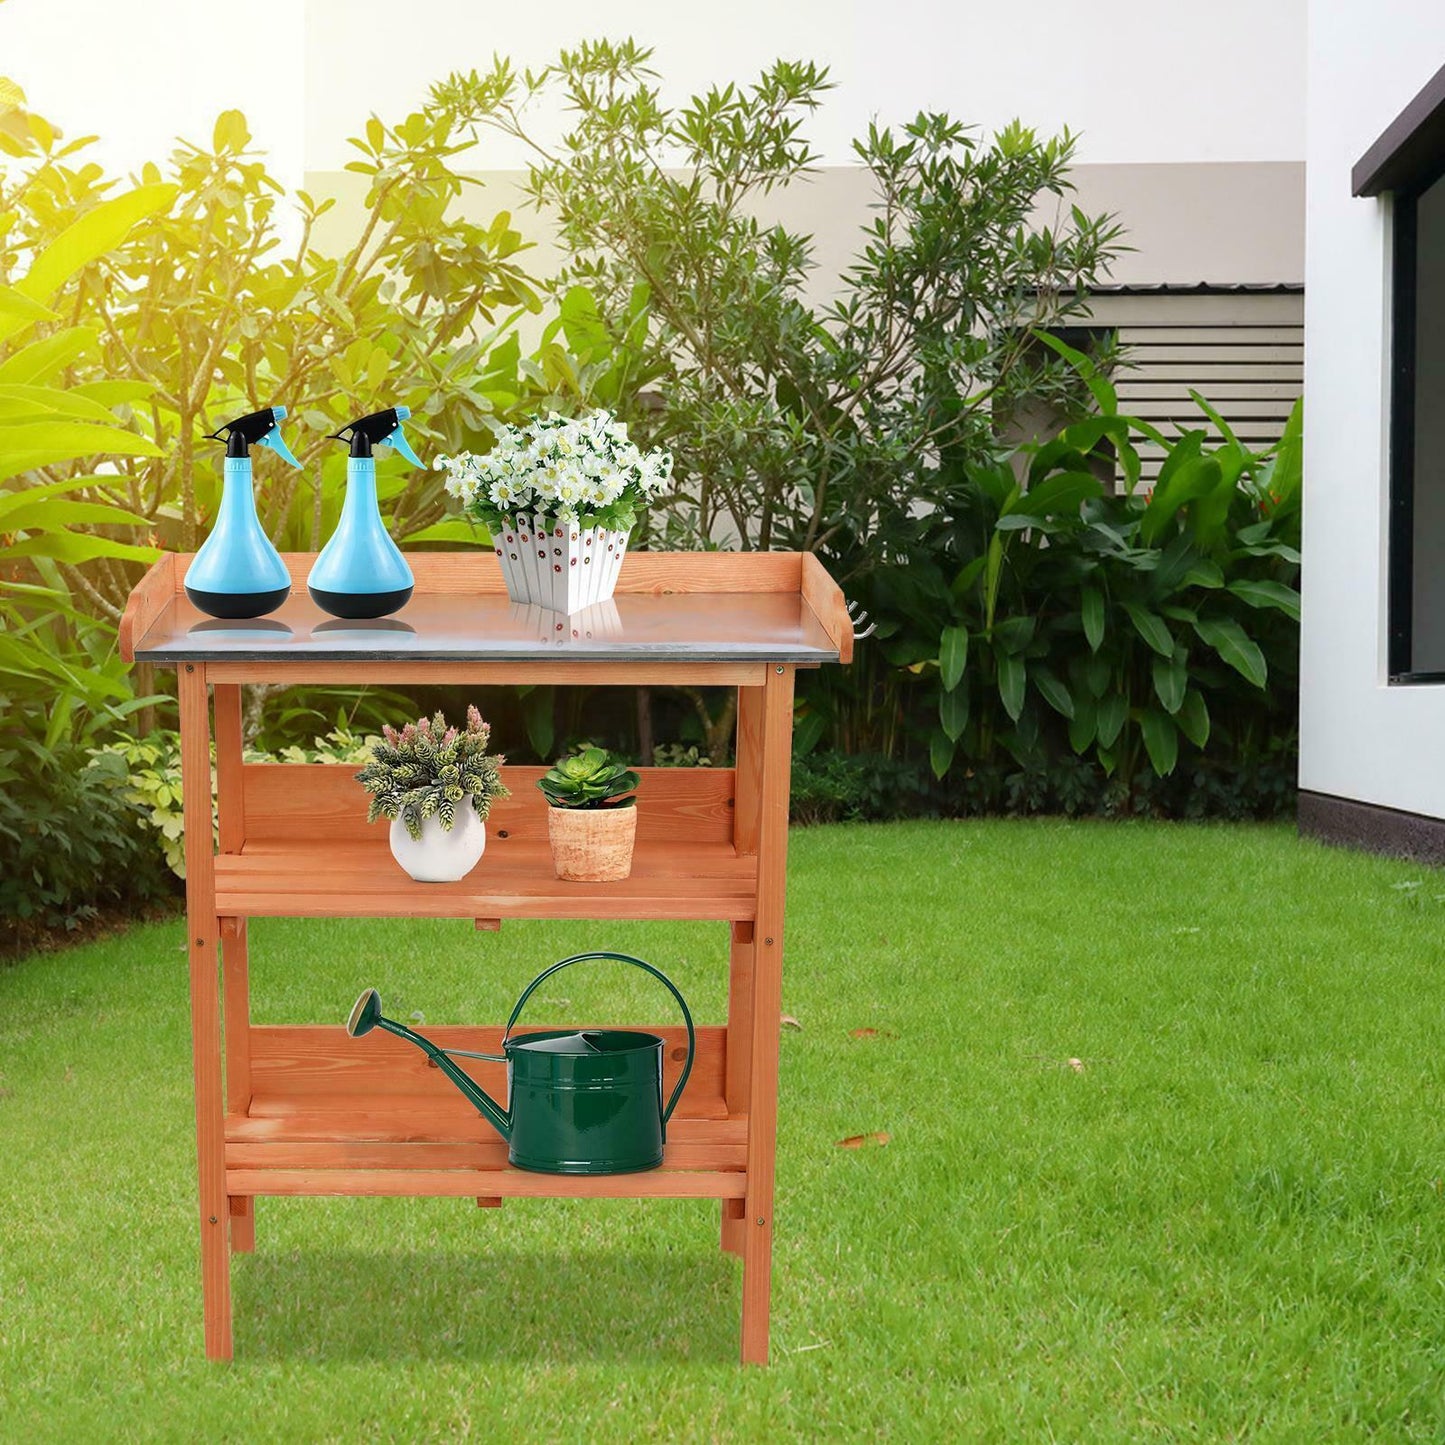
[
  {"xmin": 1355, "ymin": 60, "xmax": 1445, "ymax": 680},
  {"xmin": 1390, "ymin": 166, "xmax": 1445, "ymax": 678}
]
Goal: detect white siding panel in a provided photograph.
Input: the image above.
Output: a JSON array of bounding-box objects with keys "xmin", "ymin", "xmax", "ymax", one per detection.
[{"xmin": 1083, "ymin": 291, "xmax": 1304, "ymax": 484}]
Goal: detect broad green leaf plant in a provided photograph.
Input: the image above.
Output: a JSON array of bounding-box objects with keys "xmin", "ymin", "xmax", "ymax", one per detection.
[{"xmin": 843, "ymin": 334, "xmax": 1302, "ymax": 803}]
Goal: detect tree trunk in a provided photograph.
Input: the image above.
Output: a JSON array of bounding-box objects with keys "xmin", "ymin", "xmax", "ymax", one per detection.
[{"xmin": 636, "ymin": 685, "xmax": 655, "ymax": 765}]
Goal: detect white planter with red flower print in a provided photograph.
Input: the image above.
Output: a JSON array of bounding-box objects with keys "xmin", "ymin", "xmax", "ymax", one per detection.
[{"xmin": 494, "ymin": 513, "xmax": 630, "ymax": 614}]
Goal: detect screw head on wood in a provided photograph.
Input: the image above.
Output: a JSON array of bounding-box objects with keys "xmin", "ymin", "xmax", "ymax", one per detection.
[
  {"xmin": 185, "ymin": 664, "xmax": 194, "ymax": 673},
  {"xmin": 775, "ymin": 666, "xmax": 784, "ymax": 674},
  {"xmin": 765, "ymin": 937, "xmax": 774, "ymax": 946},
  {"xmin": 757, "ymin": 1217, "xmax": 766, "ymax": 1226}
]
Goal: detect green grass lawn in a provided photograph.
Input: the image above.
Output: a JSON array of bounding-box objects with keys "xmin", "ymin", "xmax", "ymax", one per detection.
[{"xmin": 3, "ymin": 819, "xmax": 1445, "ymax": 1440}]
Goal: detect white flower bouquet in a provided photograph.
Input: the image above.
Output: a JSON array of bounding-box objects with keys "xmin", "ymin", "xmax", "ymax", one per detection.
[{"xmin": 436, "ymin": 410, "xmax": 673, "ymax": 613}]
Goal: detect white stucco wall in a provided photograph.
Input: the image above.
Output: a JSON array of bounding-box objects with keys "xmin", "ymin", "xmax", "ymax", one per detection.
[
  {"xmin": 302, "ymin": 0, "xmax": 1305, "ymax": 171},
  {"xmin": 0, "ymin": 0, "xmax": 306, "ymax": 189},
  {"xmin": 1300, "ymin": 2, "xmax": 1445, "ymax": 815},
  {"xmin": 2, "ymin": 1, "xmax": 1305, "ymax": 285},
  {"xmin": 2, "ymin": 0, "xmax": 1303, "ymax": 176}
]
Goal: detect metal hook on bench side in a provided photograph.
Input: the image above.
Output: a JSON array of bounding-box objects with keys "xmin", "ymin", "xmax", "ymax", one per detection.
[{"xmin": 846, "ymin": 599, "xmax": 877, "ymax": 639}]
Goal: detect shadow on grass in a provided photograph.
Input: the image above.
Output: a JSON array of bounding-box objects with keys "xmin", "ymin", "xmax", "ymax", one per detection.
[{"xmin": 235, "ymin": 1247, "xmax": 740, "ymax": 1362}]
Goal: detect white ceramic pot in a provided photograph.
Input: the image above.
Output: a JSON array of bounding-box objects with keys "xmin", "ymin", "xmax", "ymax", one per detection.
[
  {"xmin": 509, "ymin": 598, "xmax": 624, "ymax": 646},
  {"xmin": 388, "ymin": 802, "xmax": 487, "ymax": 883},
  {"xmin": 494, "ymin": 513, "xmax": 630, "ymax": 614}
]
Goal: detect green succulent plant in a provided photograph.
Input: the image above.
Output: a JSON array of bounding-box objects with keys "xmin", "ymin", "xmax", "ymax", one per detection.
[
  {"xmin": 356, "ymin": 707, "xmax": 509, "ymax": 841},
  {"xmin": 537, "ymin": 746, "xmax": 639, "ymax": 810}
]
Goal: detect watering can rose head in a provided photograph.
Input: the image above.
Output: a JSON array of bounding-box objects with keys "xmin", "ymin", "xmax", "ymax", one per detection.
[
  {"xmin": 355, "ymin": 705, "xmax": 509, "ymax": 840},
  {"xmin": 537, "ymin": 746, "xmax": 639, "ymax": 810}
]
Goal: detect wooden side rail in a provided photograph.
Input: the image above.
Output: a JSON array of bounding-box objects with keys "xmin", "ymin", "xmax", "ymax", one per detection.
[
  {"xmin": 801, "ymin": 552, "xmax": 854, "ymax": 664},
  {"xmin": 117, "ymin": 552, "xmax": 176, "ymax": 661}
]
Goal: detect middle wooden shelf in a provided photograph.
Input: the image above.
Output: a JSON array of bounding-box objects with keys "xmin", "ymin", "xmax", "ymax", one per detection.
[{"xmin": 215, "ymin": 760, "xmax": 755, "ymax": 920}]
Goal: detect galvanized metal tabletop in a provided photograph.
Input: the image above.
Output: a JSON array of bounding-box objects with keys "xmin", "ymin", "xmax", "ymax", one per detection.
[{"xmin": 128, "ymin": 587, "xmax": 841, "ymax": 665}]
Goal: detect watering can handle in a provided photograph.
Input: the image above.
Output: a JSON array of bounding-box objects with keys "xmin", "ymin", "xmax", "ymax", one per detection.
[{"xmin": 502, "ymin": 951, "xmax": 696, "ymax": 1124}]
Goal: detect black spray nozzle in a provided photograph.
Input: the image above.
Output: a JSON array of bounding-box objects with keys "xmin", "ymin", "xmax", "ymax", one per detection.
[
  {"xmin": 206, "ymin": 407, "xmax": 300, "ymax": 466},
  {"xmin": 329, "ymin": 407, "xmax": 422, "ymax": 465}
]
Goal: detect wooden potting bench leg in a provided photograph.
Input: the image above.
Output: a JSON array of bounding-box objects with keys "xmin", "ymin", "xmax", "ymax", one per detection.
[
  {"xmin": 179, "ymin": 665, "xmax": 232, "ymax": 1360},
  {"xmin": 721, "ymin": 923, "xmax": 754, "ymax": 1257},
  {"xmin": 222, "ymin": 919, "xmax": 254, "ymax": 1253},
  {"xmin": 740, "ymin": 665, "xmax": 794, "ymax": 1365},
  {"xmin": 214, "ymin": 685, "xmax": 254, "ymax": 1255},
  {"xmin": 724, "ymin": 682, "xmax": 763, "ymax": 1258}
]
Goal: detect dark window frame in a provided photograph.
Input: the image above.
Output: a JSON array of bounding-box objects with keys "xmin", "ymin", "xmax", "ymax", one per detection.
[
  {"xmin": 1387, "ymin": 154, "xmax": 1445, "ymax": 683},
  {"xmin": 1356, "ymin": 61, "xmax": 1445, "ymax": 683}
]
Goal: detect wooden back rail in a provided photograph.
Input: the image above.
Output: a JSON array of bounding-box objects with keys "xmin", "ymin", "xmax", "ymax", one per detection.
[
  {"xmin": 236, "ymin": 763, "xmax": 739, "ymax": 850},
  {"xmin": 248, "ymin": 1024, "xmax": 726, "ymax": 1117}
]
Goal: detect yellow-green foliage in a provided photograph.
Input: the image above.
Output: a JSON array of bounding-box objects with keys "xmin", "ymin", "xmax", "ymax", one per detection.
[{"xmin": 89, "ymin": 727, "xmax": 380, "ymax": 878}]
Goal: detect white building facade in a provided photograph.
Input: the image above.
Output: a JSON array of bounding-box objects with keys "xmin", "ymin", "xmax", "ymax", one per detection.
[{"xmin": 1299, "ymin": 3, "xmax": 1445, "ymax": 854}]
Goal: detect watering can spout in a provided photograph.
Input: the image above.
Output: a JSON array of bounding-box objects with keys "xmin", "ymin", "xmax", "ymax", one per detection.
[{"xmin": 345, "ymin": 989, "xmax": 512, "ymax": 1142}]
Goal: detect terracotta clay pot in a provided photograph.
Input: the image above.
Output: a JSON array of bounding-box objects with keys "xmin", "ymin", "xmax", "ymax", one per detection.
[{"xmin": 546, "ymin": 805, "xmax": 637, "ymax": 882}]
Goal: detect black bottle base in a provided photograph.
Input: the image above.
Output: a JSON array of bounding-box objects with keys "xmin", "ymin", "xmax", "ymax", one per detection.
[
  {"xmin": 185, "ymin": 584, "xmax": 290, "ymax": 620},
  {"xmin": 307, "ymin": 584, "xmax": 413, "ymax": 620}
]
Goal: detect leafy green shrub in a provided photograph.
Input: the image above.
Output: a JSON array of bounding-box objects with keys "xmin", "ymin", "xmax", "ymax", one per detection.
[
  {"xmin": 789, "ymin": 751, "xmax": 936, "ymax": 825},
  {"xmin": 806, "ymin": 345, "xmax": 1303, "ymax": 812},
  {"xmin": 0, "ymin": 739, "xmax": 173, "ymax": 952},
  {"xmin": 87, "ymin": 731, "xmax": 196, "ymax": 877},
  {"xmin": 86, "ymin": 724, "xmax": 381, "ymax": 881},
  {"xmin": 652, "ymin": 743, "xmax": 712, "ymax": 768},
  {"xmin": 439, "ymin": 41, "xmax": 1120, "ymax": 554}
]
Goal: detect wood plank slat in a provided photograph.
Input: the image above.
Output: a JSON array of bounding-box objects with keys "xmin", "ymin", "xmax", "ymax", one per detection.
[
  {"xmin": 248, "ymin": 1024, "xmax": 725, "ymax": 1113},
  {"xmin": 218, "ymin": 832, "xmax": 757, "ymax": 919},
  {"xmin": 1089, "ymin": 294, "xmax": 1303, "ymax": 326},
  {"xmin": 242, "ymin": 763, "xmax": 736, "ymax": 846},
  {"xmin": 227, "ymin": 1167, "xmax": 746, "ymax": 1199},
  {"xmin": 213, "ymin": 838, "xmax": 756, "ymax": 921},
  {"xmin": 1115, "ymin": 344, "xmax": 1303, "ymax": 364},
  {"xmin": 1113, "ymin": 326, "xmax": 1304, "ymax": 345},
  {"xmin": 1116, "ymin": 382, "xmax": 1304, "ymax": 401},
  {"xmin": 225, "ymin": 1138, "xmax": 747, "ymax": 1170},
  {"xmin": 1122, "ymin": 399, "xmax": 1298, "ymax": 420},
  {"xmin": 227, "ymin": 1108, "xmax": 745, "ymax": 1143}
]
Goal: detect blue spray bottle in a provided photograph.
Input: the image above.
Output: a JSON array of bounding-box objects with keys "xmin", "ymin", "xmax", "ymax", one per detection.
[
  {"xmin": 306, "ymin": 407, "xmax": 420, "ymax": 619},
  {"xmin": 184, "ymin": 407, "xmax": 300, "ymax": 619}
]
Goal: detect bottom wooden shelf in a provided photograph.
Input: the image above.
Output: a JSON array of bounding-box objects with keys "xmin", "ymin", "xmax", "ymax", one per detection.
[
  {"xmin": 224, "ymin": 1094, "xmax": 748, "ymax": 1201},
  {"xmin": 223, "ymin": 1025, "xmax": 743, "ymax": 1199}
]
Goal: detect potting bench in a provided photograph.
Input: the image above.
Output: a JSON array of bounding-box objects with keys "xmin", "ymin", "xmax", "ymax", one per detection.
[{"xmin": 119, "ymin": 551, "xmax": 852, "ymax": 1363}]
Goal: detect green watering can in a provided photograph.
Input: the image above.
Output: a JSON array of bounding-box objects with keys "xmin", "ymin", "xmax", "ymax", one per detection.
[{"xmin": 345, "ymin": 952, "xmax": 695, "ymax": 1175}]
